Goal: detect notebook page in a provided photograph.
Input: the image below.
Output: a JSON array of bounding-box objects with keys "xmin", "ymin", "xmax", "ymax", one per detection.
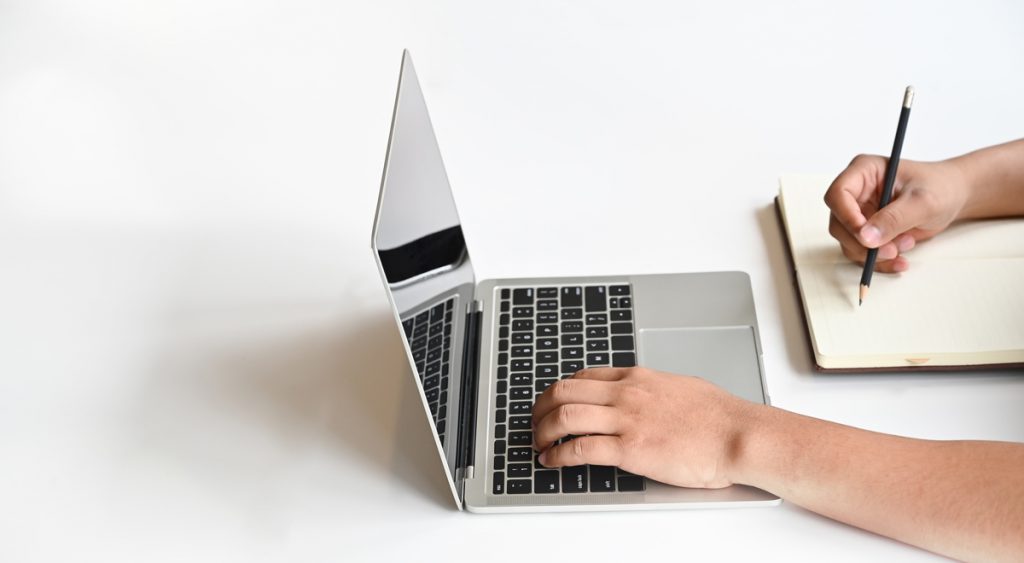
[{"xmin": 779, "ymin": 175, "xmax": 1024, "ymax": 368}]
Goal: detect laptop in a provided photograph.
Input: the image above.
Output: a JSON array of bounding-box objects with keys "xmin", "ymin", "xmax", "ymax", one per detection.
[{"xmin": 371, "ymin": 51, "xmax": 780, "ymax": 512}]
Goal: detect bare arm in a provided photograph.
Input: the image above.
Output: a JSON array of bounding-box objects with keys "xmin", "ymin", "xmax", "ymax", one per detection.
[
  {"xmin": 953, "ymin": 138, "xmax": 1024, "ymax": 219},
  {"xmin": 533, "ymin": 368, "xmax": 1024, "ymax": 561},
  {"xmin": 736, "ymin": 404, "xmax": 1024, "ymax": 561}
]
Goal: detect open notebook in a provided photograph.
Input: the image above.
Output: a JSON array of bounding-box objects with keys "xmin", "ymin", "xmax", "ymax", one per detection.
[{"xmin": 776, "ymin": 175, "xmax": 1024, "ymax": 372}]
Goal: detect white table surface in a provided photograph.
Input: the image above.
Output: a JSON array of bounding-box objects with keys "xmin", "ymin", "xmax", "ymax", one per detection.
[{"xmin": 2, "ymin": 1, "xmax": 1023, "ymax": 561}]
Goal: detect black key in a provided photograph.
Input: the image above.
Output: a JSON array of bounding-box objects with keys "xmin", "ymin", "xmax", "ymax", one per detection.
[
  {"xmin": 428, "ymin": 335, "xmax": 442, "ymax": 349},
  {"xmin": 513, "ymin": 288, "xmax": 534, "ymax": 305},
  {"xmin": 445, "ymin": 298, "xmax": 454, "ymax": 311},
  {"xmin": 439, "ymin": 405, "xmax": 447, "ymax": 421},
  {"xmin": 561, "ymin": 360, "xmax": 583, "ymax": 374},
  {"xmin": 619, "ymin": 297, "xmax": 632, "ymax": 308},
  {"xmin": 610, "ymin": 310, "xmax": 632, "ymax": 321},
  {"xmin": 510, "ymin": 359, "xmax": 533, "ymax": 371},
  {"xmin": 499, "ymin": 326, "xmax": 509, "ymax": 339},
  {"xmin": 534, "ymin": 470, "xmax": 560, "ymax": 494},
  {"xmin": 412, "ymin": 348, "xmax": 426, "ymax": 363},
  {"xmin": 411, "ymin": 336, "xmax": 426, "ymax": 350},
  {"xmin": 497, "ymin": 381, "xmax": 507, "ymax": 394},
  {"xmin": 537, "ymin": 299, "xmax": 558, "ymax": 311},
  {"xmin": 494, "ymin": 440, "xmax": 507, "ymax": 455},
  {"xmin": 402, "ymin": 319, "xmax": 414, "ymax": 338},
  {"xmin": 443, "ymin": 324, "xmax": 451, "ymax": 338},
  {"xmin": 443, "ymin": 350, "xmax": 450, "ymax": 363},
  {"xmin": 561, "ymin": 333, "xmax": 583, "ymax": 346},
  {"xmin": 510, "ymin": 388, "xmax": 531, "ymax": 400},
  {"xmin": 561, "ymin": 321, "xmax": 583, "ymax": 333},
  {"xmin": 509, "ymin": 431, "xmax": 532, "ymax": 446},
  {"xmin": 508, "ymin": 463, "xmax": 531, "ymax": 477},
  {"xmin": 562, "ymin": 466, "xmax": 588, "ymax": 493},
  {"xmin": 500, "ymin": 313, "xmax": 510, "ymax": 326},
  {"xmin": 538, "ymin": 287, "xmax": 558, "ymax": 298},
  {"xmin": 426, "ymin": 361, "xmax": 441, "ymax": 376},
  {"xmin": 430, "ymin": 303, "xmax": 444, "ymax": 323},
  {"xmin": 617, "ymin": 475, "xmax": 645, "ymax": 492},
  {"xmin": 414, "ymin": 310, "xmax": 430, "ymax": 324},
  {"xmin": 511, "ymin": 332, "xmax": 533, "ymax": 344},
  {"xmin": 511, "ymin": 373, "xmax": 532, "ymax": 387},
  {"xmin": 610, "ymin": 284, "xmax": 630, "ymax": 296},
  {"xmin": 437, "ymin": 420, "xmax": 446, "ymax": 434},
  {"xmin": 509, "ymin": 447, "xmax": 532, "ymax": 462},
  {"xmin": 494, "ymin": 456, "xmax": 505, "ymax": 471},
  {"xmin": 440, "ymin": 375, "xmax": 448, "ymax": 389},
  {"xmin": 561, "ymin": 308, "xmax": 582, "ymax": 320},
  {"xmin": 495, "ymin": 409, "xmax": 506, "ymax": 424},
  {"xmin": 426, "ymin": 348, "xmax": 441, "ymax": 363},
  {"xmin": 429, "ymin": 401, "xmax": 438, "ymax": 416},
  {"xmin": 497, "ymin": 395, "xmax": 507, "ymax": 409},
  {"xmin": 560, "ymin": 286, "xmax": 583, "ymax": 307},
  {"xmin": 590, "ymin": 466, "xmax": 616, "ymax": 492},
  {"xmin": 497, "ymin": 366, "xmax": 508, "ymax": 380},
  {"xmin": 429, "ymin": 322, "xmax": 444, "ymax": 336},
  {"xmin": 586, "ymin": 340, "xmax": 609, "ymax": 352},
  {"xmin": 608, "ymin": 297, "xmax": 618, "ymax": 308},
  {"xmin": 495, "ymin": 424, "xmax": 506, "ymax": 439},
  {"xmin": 612, "ymin": 352, "xmax": 636, "ymax": 367},
  {"xmin": 535, "ymin": 351, "xmax": 558, "ymax": 363},
  {"xmin": 509, "ymin": 416, "xmax": 531, "ymax": 430},
  {"xmin": 584, "ymin": 286, "xmax": 607, "ymax": 312},
  {"xmin": 611, "ymin": 335, "xmax": 634, "ymax": 351},
  {"xmin": 501, "ymin": 288, "xmax": 510, "ymax": 300},
  {"xmin": 536, "ymin": 312, "xmax": 559, "ymax": 323},
  {"xmin": 443, "ymin": 336, "xmax": 451, "ymax": 350},
  {"xmin": 610, "ymin": 322, "xmax": 634, "ymax": 335},
  {"xmin": 512, "ymin": 307, "xmax": 533, "ymax": 318},
  {"xmin": 423, "ymin": 374, "xmax": 439, "ymax": 390},
  {"xmin": 585, "ymin": 314, "xmax": 608, "ymax": 324},
  {"xmin": 535, "ymin": 378, "xmax": 556, "ymax": 393},
  {"xmin": 444, "ymin": 311, "xmax": 452, "ymax": 324},
  {"xmin": 512, "ymin": 319, "xmax": 533, "ymax": 331},
  {"xmin": 586, "ymin": 353, "xmax": 609, "ymax": 366},
  {"xmin": 537, "ymin": 325, "xmax": 558, "ymax": 337},
  {"xmin": 415, "ymin": 360, "xmax": 425, "ymax": 375},
  {"xmin": 510, "ymin": 401, "xmax": 531, "ymax": 414},
  {"xmin": 500, "ymin": 301, "xmax": 509, "ymax": 313},
  {"xmin": 562, "ymin": 347, "xmax": 583, "ymax": 360},
  {"xmin": 414, "ymin": 323, "xmax": 429, "ymax": 338},
  {"xmin": 586, "ymin": 326, "xmax": 608, "ymax": 338},
  {"xmin": 508, "ymin": 479, "xmax": 531, "ymax": 494},
  {"xmin": 440, "ymin": 390, "xmax": 448, "ymax": 405},
  {"xmin": 493, "ymin": 472, "xmax": 505, "ymax": 494},
  {"xmin": 498, "ymin": 339, "xmax": 508, "ymax": 352},
  {"xmin": 537, "ymin": 338, "xmax": 558, "ymax": 350},
  {"xmin": 535, "ymin": 364, "xmax": 558, "ymax": 378},
  {"xmin": 511, "ymin": 345, "xmax": 533, "ymax": 358}
]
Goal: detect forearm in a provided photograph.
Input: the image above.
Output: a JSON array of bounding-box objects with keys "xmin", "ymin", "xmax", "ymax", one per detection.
[
  {"xmin": 732, "ymin": 405, "xmax": 1024, "ymax": 561},
  {"xmin": 951, "ymin": 138, "xmax": 1024, "ymax": 220}
]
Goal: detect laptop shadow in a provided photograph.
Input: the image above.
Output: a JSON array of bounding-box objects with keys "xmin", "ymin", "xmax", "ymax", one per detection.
[{"xmin": 133, "ymin": 308, "xmax": 454, "ymax": 510}]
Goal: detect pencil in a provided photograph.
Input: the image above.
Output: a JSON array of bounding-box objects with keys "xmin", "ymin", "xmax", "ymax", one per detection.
[{"xmin": 859, "ymin": 85, "xmax": 915, "ymax": 306}]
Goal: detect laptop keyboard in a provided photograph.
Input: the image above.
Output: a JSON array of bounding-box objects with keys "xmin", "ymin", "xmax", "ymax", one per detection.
[
  {"xmin": 490, "ymin": 284, "xmax": 645, "ymax": 495},
  {"xmin": 401, "ymin": 296, "xmax": 456, "ymax": 446}
]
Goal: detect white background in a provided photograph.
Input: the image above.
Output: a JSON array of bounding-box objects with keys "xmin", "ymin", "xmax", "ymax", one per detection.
[{"xmin": 2, "ymin": 1, "xmax": 1023, "ymax": 561}]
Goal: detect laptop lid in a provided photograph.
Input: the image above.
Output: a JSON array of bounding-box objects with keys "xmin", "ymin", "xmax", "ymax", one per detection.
[{"xmin": 371, "ymin": 51, "xmax": 477, "ymax": 508}]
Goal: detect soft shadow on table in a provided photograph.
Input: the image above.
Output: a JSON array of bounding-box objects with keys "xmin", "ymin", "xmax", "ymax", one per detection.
[
  {"xmin": 134, "ymin": 308, "xmax": 453, "ymax": 509},
  {"xmin": 755, "ymin": 203, "xmax": 815, "ymax": 376}
]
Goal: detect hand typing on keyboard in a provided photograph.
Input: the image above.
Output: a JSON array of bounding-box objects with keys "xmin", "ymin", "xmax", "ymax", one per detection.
[{"xmin": 531, "ymin": 367, "xmax": 758, "ymax": 489}]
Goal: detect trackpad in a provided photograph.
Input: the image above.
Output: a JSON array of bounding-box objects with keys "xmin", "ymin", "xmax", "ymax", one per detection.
[{"xmin": 637, "ymin": 327, "xmax": 766, "ymax": 404}]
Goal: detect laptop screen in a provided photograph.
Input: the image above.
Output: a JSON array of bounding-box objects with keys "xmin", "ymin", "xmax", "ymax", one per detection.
[{"xmin": 371, "ymin": 53, "xmax": 476, "ymax": 492}]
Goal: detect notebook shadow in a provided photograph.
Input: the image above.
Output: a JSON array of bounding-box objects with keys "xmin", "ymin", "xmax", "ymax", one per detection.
[{"xmin": 755, "ymin": 203, "xmax": 816, "ymax": 376}]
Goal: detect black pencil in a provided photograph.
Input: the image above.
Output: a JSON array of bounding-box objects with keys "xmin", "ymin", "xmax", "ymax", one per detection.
[{"xmin": 860, "ymin": 86, "xmax": 915, "ymax": 306}]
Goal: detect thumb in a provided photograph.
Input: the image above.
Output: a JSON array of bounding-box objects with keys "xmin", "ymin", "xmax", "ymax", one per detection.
[{"xmin": 858, "ymin": 195, "xmax": 927, "ymax": 248}]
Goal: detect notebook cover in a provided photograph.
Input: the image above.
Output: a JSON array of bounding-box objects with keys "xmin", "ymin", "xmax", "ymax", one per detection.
[{"xmin": 773, "ymin": 196, "xmax": 1024, "ymax": 374}]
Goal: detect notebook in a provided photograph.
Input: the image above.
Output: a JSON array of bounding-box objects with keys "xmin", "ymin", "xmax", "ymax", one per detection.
[{"xmin": 775, "ymin": 175, "xmax": 1024, "ymax": 372}]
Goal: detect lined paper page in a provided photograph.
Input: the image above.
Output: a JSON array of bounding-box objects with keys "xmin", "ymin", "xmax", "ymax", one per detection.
[{"xmin": 779, "ymin": 175, "xmax": 1024, "ymax": 369}]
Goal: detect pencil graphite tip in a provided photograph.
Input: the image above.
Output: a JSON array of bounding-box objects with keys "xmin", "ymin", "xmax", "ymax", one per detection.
[{"xmin": 903, "ymin": 86, "xmax": 915, "ymax": 108}]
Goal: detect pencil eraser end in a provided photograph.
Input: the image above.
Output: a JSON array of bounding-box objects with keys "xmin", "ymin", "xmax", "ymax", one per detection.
[{"xmin": 903, "ymin": 86, "xmax": 915, "ymax": 108}]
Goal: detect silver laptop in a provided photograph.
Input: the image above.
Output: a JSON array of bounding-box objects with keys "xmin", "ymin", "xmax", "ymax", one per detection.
[{"xmin": 371, "ymin": 51, "xmax": 779, "ymax": 512}]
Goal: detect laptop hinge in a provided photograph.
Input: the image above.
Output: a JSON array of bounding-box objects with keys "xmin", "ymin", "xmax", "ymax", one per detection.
[{"xmin": 455, "ymin": 300, "xmax": 483, "ymax": 500}]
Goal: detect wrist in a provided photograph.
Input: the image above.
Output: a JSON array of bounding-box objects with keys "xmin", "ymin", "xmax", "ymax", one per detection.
[
  {"xmin": 945, "ymin": 154, "xmax": 982, "ymax": 220},
  {"xmin": 724, "ymin": 402, "xmax": 783, "ymax": 488}
]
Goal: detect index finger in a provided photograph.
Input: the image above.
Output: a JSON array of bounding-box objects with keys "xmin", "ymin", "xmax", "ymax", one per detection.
[
  {"xmin": 823, "ymin": 155, "xmax": 885, "ymax": 233},
  {"xmin": 531, "ymin": 378, "xmax": 616, "ymax": 427}
]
